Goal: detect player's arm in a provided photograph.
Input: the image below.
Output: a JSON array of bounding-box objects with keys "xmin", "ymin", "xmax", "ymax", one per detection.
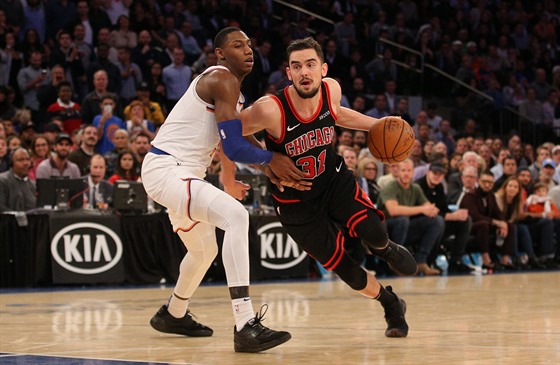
[
  {"xmin": 322, "ymin": 78, "xmax": 384, "ymax": 131},
  {"xmin": 218, "ymin": 142, "xmax": 250, "ymax": 201}
]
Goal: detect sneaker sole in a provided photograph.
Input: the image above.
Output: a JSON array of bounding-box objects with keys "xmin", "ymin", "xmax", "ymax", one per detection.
[
  {"xmin": 385, "ymin": 299, "xmax": 408, "ymax": 338},
  {"xmin": 234, "ymin": 332, "xmax": 292, "ymax": 353},
  {"xmin": 150, "ymin": 316, "xmax": 213, "ymax": 337},
  {"xmin": 387, "ymin": 245, "xmax": 418, "ymax": 276}
]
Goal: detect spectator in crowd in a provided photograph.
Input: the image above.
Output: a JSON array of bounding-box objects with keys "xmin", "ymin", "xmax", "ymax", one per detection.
[
  {"xmin": 131, "ymin": 29, "xmax": 162, "ymax": 80},
  {"xmin": 18, "ymin": 120, "xmax": 36, "ymax": 149},
  {"xmin": 130, "ymin": 131, "xmax": 150, "ymax": 166},
  {"xmin": 493, "ymin": 176, "xmax": 541, "ymax": 269},
  {"xmin": 0, "ymin": 136, "xmax": 8, "ymax": 173},
  {"xmin": 377, "ymin": 159, "xmax": 444, "ymax": 275},
  {"xmin": 123, "ymin": 82, "xmax": 165, "ymax": 128},
  {"xmin": 68, "ymin": 124, "xmax": 98, "ymax": 176},
  {"xmin": 448, "ymin": 165, "xmax": 479, "ymax": 207},
  {"xmin": 0, "ymin": 147, "xmax": 35, "ymax": 211},
  {"xmin": 524, "ymin": 182, "xmax": 559, "ymax": 268},
  {"xmin": 535, "ymin": 159, "xmax": 556, "ymax": 191},
  {"xmin": 124, "ymin": 100, "xmax": 155, "ymax": 140},
  {"xmin": 92, "ymin": 93, "xmax": 125, "ymax": 155},
  {"xmin": 42, "ymin": 121, "xmax": 62, "ymax": 146},
  {"xmin": 110, "ymin": 15, "xmax": 137, "ymax": 49},
  {"xmin": 36, "ymin": 133, "xmax": 80, "ymax": 179},
  {"xmin": 494, "ymin": 155, "xmax": 518, "ymax": 192},
  {"xmin": 357, "ymin": 157, "xmax": 381, "ymax": 205},
  {"xmin": 0, "ymin": 86, "xmax": 17, "ymax": 121},
  {"xmin": 416, "ymin": 161, "xmax": 474, "ymax": 274},
  {"xmin": 365, "ymin": 94, "xmax": 389, "ymax": 119},
  {"xmin": 460, "ymin": 170, "xmax": 515, "ymax": 271},
  {"xmin": 50, "ymin": 30, "xmax": 86, "ymax": 94},
  {"xmin": 36, "ymin": 65, "xmax": 66, "ymax": 115},
  {"xmin": 162, "ymin": 47, "xmax": 191, "ymax": 111},
  {"xmin": 103, "ymin": 128, "xmax": 129, "ymax": 177},
  {"xmin": 16, "ymin": 51, "xmax": 50, "ymax": 125},
  {"xmin": 107, "ymin": 150, "xmax": 139, "ymax": 184},
  {"xmin": 528, "ymin": 145, "xmax": 552, "ymax": 182},
  {"xmin": 88, "ymin": 42, "xmax": 121, "ymax": 93},
  {"xmin": 94, "ymin": 26, "xmax": 118, "ymax": 63},
  {"xmin": 116, "ymin": 46, "xmax": 142, "ymax": 103},
  {"xmin": 448, "ymin": 151, "xmax": 480, "ymax": 198},
  {"xmin": 46, "ymin": 81, "xmax": 83, "ymax": 135},
  {"xmin": 45, "ymin": 0, "xmax": 77, "ymax": 42},
  {"xmin": 84, "ymin": 153, "xmax": 112, "ymax": 210},
  {"xmin": 177, "ymin": 20, "xmax": 202, "ymax": 64},
  {"xmin": 378, "ymin": 163, "xmax": 399, "ymax": 190},
  {"xmin": 28, "ymin": 134, "xmax": 50, "ymax": 181},
  {"xmin": 82, "ymin": 70, "xmax": 114, "ymax": 125},
  {"xmin": 6, "ymin": 134, "xmax": 21, "ymax": 150},
  {"xmin": 392, "ymin": 96, "xmax": 413, "ymax": 125}
]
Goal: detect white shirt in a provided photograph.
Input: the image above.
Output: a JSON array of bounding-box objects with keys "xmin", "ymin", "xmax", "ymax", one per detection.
[{"xmin": 151, "ymin": 66, "xmax": 244, "ymax": 178}]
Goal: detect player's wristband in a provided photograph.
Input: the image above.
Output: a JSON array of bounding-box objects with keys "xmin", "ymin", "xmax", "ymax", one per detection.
[{"xmin": 218, "ymin": 119, "xmax": 273, "ymax": 164}]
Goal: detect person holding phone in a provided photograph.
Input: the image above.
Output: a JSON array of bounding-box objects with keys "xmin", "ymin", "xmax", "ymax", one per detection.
[{"xmin": 92, "ymin": 93, "xmax": 125, "ymax": 154}]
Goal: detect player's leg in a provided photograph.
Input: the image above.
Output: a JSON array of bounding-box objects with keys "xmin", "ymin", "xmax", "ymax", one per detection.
[
  {"xmin": 281, "ymin": 215, "xmax": 408, "ymax": 337},
  {"xmin": 150, "ymin": 220, "xmax": 217, "ymax": 337},
  {"xmin": 330, "ymin": 179, "xmax": 417, "ymax": 275},
  {"xmin": 190, "ymin": 181, "xmax": 291, "ymax": 352}
]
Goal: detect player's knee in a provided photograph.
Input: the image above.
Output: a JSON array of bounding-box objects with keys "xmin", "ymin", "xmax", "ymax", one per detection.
[
  {"xmin": 223, "ymin": 203, "xmax": 249, "ymax": 230},
  {"xmin": 330, "ymin": 254, "xmax": 368, "ymax": 291},
  {"xmin": 356, "ymin": 212, "xmax": 389, "ymax": 249}
]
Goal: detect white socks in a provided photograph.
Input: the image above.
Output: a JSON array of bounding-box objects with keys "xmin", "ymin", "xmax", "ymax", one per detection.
[{"xmin": 232, "ymin": 297, "xmax": 255, "ymax": 330}]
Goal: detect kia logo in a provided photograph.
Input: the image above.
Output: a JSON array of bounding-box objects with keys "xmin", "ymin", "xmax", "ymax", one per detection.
[
  {"xmin": 51, "ymin": 222, "xmax": 123, "ymax": 274},
  {"xmin": 257, "ymin": 222, "xmax": 307, "ymax": 270}
]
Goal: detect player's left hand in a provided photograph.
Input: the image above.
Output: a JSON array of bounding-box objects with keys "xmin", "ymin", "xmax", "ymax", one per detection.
[{"xmin": 224, "ymin": 180, "xmax": 250, "ymax": 200}]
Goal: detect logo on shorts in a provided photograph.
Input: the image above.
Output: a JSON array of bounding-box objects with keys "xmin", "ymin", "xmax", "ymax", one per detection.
[
  {"xmin": 50, "ymin": 222, "xmax": 123, "ymax": 274},
  {"xmin": 257, "ymin": 222, "xmax": 307, "ymax": 270}
]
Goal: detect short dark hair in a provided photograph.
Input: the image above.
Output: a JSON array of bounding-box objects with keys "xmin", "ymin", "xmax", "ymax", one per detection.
[
  {"xmin": 286, "ymin": 37, "xmax": 324, "ymax": 63},
  {"xmin": 214, "ymin": 27, "xmax": 241, "ymax": 49}
]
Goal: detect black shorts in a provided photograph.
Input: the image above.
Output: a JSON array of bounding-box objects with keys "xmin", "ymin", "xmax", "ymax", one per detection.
[{"xmin": 272, "ymin": 169, "xmax": 386, "ymax": 267}]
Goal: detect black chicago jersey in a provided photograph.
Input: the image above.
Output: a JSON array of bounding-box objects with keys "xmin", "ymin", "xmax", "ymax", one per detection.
[{"xmin": 264, "ymin": 81, "xmax": 345, "ymax": 202}]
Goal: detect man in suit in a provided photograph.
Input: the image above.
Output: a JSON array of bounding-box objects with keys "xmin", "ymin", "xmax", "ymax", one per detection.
[{"xmin": 85, "ymin": 154, "xmax": 112, "ymax": 210}]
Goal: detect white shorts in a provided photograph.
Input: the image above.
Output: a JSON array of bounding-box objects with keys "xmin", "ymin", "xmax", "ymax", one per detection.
[{"xmin": 141, "ymin": 153, "xmax": 240, "ymax": 231}]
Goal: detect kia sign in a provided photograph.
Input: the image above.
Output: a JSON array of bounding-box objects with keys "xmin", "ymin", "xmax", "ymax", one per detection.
[
  {"xmin": 51, "ymin": 222, "xmax": 123, "ymax": 274},
  {"xmin": 49, "ymin": 213, "xmax": 125, "ymax": 284},
  {"xmin": 257, "ymin": 221, "xmax": 307, "ymax": 270},
  {"xmin": 250, "ymin": 215, "xmax": 309, "ymax": 280}
]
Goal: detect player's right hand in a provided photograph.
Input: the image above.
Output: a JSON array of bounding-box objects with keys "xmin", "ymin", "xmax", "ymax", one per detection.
[{"xmin": 269, "ymin": 152, "xmax": 305, "ymax": 183}]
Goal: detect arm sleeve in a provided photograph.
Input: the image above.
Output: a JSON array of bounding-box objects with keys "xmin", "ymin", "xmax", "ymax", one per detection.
[{"xmin": 218, "ymin": 119, "xmax": 273, "ymax": 165}]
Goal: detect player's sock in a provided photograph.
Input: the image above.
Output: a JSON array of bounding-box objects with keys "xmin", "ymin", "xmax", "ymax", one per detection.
[
  {"xmin": 374, "ymin": 285, "xmax": 397, "ymax": 309},
  {"xmin": 232, "ymin": 297, "xmax": 255, "ymax": 330},
  {"xmin": 167, "ymin": 293, "xmax": 190, "ymax": 318}
]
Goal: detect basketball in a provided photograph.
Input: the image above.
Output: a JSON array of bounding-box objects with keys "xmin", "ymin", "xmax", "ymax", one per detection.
[{"xmin": 367, "ymin": 116, "xmax": 415, "ymax": 164}]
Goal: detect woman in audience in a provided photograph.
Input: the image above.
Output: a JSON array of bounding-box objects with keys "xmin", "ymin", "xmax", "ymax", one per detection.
[
  {"xmin": 28, "ymin": 135, "xmax": 50, "ymax": 181},
  {"xmin": 110, "ymin": 15, "xmax": 138, "ymax": 49},
  {"xmin": 357, "ymin": 157, "xmax": 381, "ymax": 204},
  {"xmin": 108, "ymin": 150, "xmax": 140, "ymax": 184},
  {"xmin": 494, "ymin": 176, "xmax": 541, "ymax": 269}
]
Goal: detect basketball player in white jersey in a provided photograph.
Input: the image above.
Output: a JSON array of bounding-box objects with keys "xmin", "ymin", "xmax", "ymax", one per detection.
[{"xmin": 141, "ymin": 27, "xmax": 302, "ymax": 353}]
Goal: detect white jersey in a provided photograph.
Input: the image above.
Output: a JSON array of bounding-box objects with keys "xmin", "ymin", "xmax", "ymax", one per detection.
[{"xmin": 151, "ymin": 65, "xmax": 245, "ymax": 177}]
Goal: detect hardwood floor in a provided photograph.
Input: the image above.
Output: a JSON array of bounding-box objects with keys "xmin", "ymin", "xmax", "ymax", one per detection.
[{"xmin": 1, "ymin": 272, "xmax": 559, "ymax": 364}]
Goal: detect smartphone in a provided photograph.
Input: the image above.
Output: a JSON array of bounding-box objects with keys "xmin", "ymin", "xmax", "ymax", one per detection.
[
  {"xmin": 103, "ymin": 105, "xmax": 113, "ymax": 113},
  {"xmin": 41, "ymin": 69, "xmax": 48, "ymax": 75}
]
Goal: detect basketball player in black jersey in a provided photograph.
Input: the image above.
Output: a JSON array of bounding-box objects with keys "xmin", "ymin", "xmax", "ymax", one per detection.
[{"xmin": 239, "ymin": 37, "xmax": 417, "ymax": 338}]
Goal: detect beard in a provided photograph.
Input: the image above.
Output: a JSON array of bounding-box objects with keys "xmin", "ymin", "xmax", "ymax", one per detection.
[{"xmin": 294, "ymin": 83, "xmax": 320, "ymax": 99}]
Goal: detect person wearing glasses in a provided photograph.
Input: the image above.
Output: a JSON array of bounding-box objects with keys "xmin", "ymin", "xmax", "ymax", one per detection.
[{"xmin": 459, "ymin": 170, "xmax": 514, "ymax": 271}]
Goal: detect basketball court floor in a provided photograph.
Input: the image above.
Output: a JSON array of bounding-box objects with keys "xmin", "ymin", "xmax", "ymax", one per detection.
[{"xmin": 1, "ymin": 272, "xmax": 559, "ymax": 364}]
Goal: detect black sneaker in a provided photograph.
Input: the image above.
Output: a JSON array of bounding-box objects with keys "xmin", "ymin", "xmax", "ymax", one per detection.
[
  {"xmin": 448, "ymin": 261, "xmax": 476, "ymax": 274},
  {"xmin": 383, "ymin": 286, "xmax": 409, "ymax": 338},
  {"xmin": 150, "ymin": 305, "xmax": 213, "ymax": 337},
  {"xmin": 234, "ymin": 304, "xmax": 291, "ymax": 353},
  {"xmin": 372, "ymin": 241, "xmax": 417, "ymax": 276}
]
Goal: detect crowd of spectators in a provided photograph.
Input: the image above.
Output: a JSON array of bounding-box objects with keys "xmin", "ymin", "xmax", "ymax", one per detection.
[{"xmin": 1, "ymin": 0, "xmax": 560, "ymax": 275}]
